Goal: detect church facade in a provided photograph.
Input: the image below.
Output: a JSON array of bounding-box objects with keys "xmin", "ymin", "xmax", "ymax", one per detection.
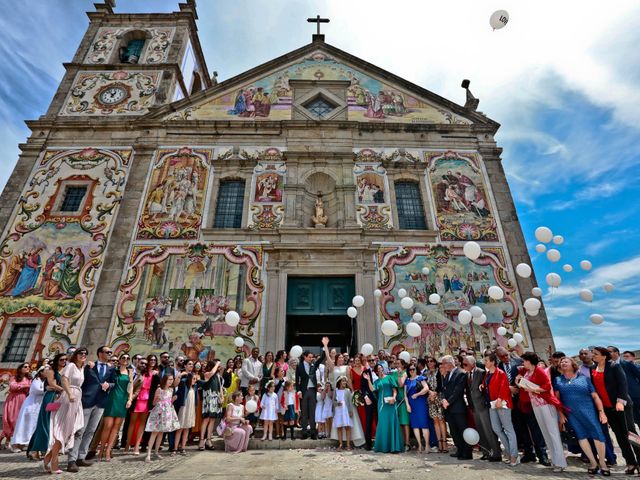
[{"xmin": 0, "ymin": 1, "xmax": 554, "ymax": 373}]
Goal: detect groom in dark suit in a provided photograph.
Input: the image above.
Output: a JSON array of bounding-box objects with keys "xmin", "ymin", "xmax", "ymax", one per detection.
[
  {"xmin": 295, "ymin": 337, "xmax": 327, "ymax": 439},
  {"xmin": 67, "ymin": 346, "xmax": 115, "ymax": 472},
  {"xmin": 440, "ymin": 355, "xmax": 472, "ymax": 459}
]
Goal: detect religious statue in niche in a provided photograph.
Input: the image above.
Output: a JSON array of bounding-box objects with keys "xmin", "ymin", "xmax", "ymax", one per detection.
[{"xmin": 312, "ymin": 192, "xmax": 328, "ymax": 227}]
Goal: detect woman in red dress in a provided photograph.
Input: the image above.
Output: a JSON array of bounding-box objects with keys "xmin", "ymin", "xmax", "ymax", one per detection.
[{"xmin": 350, "ymin": 355, "xmax": 367, "ymax": 428}]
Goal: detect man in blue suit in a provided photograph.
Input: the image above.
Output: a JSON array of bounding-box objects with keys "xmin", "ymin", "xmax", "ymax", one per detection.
[
  {"xmin": 618, "ymin": 349, "xmax": 640, "ymax": 428},
  {"xmin": 67, "ymin": 346, "xmax": 115, "ymax": 472}
]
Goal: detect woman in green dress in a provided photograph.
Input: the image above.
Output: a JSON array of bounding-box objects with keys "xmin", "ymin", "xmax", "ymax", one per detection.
[
  {"xmin": 390, "ymin": 359, "xmax": 410, "ymax": 450},
  {"xmin": 99, "ymin": 353, "xmax": 133, "ymax": 460},
  {"xmin": 260, "ymin": 351, "xmax": 275, "ymax": 393},
  {"xmin": 364, "ymin": 364, "xmax": 402, "ymax": 453},
  {"xmin": 27, "ymin": 354, "xmax": 65, "ymax": 457}
]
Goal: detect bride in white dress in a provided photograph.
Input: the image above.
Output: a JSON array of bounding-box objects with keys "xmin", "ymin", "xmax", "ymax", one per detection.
[{"xmin": 322, "ymin": 342, "xmax": 365, "ymax": 447}]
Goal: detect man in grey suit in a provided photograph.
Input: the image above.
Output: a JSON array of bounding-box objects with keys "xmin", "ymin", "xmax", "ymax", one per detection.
[{"xmin": 463, "ymin": 355, "xmax": 501, "ymax": 461}]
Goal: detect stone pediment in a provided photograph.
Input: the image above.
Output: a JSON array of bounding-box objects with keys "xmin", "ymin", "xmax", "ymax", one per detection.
[{"xmin": 151, "ymin": 42, "xmax": 496, "ymax": 127}]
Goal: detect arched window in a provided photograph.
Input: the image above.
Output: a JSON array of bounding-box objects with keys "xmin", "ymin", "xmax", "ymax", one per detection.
[
  {"xmin": 213, "ymin": 180, "xmax": 245, "ymax": 228},
  {"xmin": 395, "ymin": 181, "xmax": 427, "ymax": 230},
  {"xmin": 119, "ymin": 30, "xmax": 148, "ymax": 64}
]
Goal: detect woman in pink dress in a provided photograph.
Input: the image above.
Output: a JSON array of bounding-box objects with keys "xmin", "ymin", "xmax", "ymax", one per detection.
[
  {"xmin": 126, "ymin": 358, "xmax": 155, "ymax": 454},
  {"xmin": 0, "ymin": 363, "xmax": 31, "ymax": 449},
  {"xmin": 224, "ymin": 391, "xmax": 253, "ymax": 453},
  {"xmin": 43, "ymin": 348, "xmax": 87, "ymax": 474}
]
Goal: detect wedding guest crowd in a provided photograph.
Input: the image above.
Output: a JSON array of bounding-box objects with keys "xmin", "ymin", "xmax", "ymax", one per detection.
[{"xmin": 2, "ymin": 340, "xmax": 640, "ymax": 477}]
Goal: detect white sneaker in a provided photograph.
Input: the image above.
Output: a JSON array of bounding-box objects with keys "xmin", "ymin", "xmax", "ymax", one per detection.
[{"xmin": 509, "ymin": 456, "xmax": 520, "ymax": 467}]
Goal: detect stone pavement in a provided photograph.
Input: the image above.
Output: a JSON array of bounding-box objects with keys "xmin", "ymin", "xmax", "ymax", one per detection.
[{"xmin": 0, "ymin": 446, "xmax": 629, "ymax": 479}]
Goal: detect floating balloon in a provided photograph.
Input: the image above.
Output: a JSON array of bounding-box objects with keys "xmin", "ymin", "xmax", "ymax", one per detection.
[
  {"xmin": 516, "ymin": 263, "xmax": 532, "ymax": 278},
  {"xmin": 422, "ymin": 267, "xmax": 430, "ymax": 275},
  {"xmin": 347, "ymin": 306, "xmax": 358, "ymax": 318},
  {"xmin": 603, "ymin": 282, "xmax": 614, "ymax": 293},
  {"xmin": 429, "ymin": 293, "xmax": 441, "ymax": 305},
  {"xmin": 290, "ymin": 345, "xmax": 303, "ymax": 359},
  {"xmin": 507, "ymin": 338, "xmax": 517, "ymax": 348},
  {"xmin": 489, "ymin": 9, "xmax": 509, "ymax": 30},
  {"xmin": 553, "ymin": 235, "xmax": 564, "ymax": 245},
  {"xmin": 470, "ymin": 306, "xmax": 483, "ymax": 318},
  {"xmin": 463, "ymin": 241, "xmax": 482, "ymax": 261},
  {"xmin": 579, "ymin": 289, "xmax": 593, "ymax": 303},
  {"xmin": 497, "ymin": 326, "xmax": 507, "ymax": 336},
  {"xmin": 535, "ymin": 226, "xmax": 553, "ymax": 243},
  {"xmin": 546, "ymin": 249, "xmax": 561, "ymax": 263},
  {"xmin": 361, "ymin": 343, "xmax": 374, "ymax": 356},
  {"xmin": 381, "ymin": 320, "xmax": 398, "ymax": 336},
  {"xmin": 513, "ymin": 333, "xmax": 524, "ymax": 343},
  {"xmin": 398, "ymin": 288, "xmax": 408, "ymax": 298},
  {"xmin": 225, "ymin": 310, "xmax": 240, "ymax": 327},
  {"xmin": 531, "ymin": 287, "xmax": 542, "ymax": 297},
  {"xmin": 458, "ymin": 310, "xmax": 472, "ymax": 325},
  {"xmin": 473, "ymin": 314, "xmax": 487, "ymax": 325},
  {"xmin": 527, "ymin": 309, "xmax": 540, "ymax": 317},
  {"xmin": 352, "ymin": 295, "xmax": 365, "ymax": 308},
  {"xmin": 463, "ymin": 428, "xmax": 480, "ymax": 445},
  {"xmin": 374, "ymin": 289, "xmax": 382, "ymax": 298},
  {"xmin": 563, "ymin": 264, "xmax": 573, "ymax": 273},
  {"xmin": 524, "ymin": 298, "xmax": 541, "ymax": 312},
  {"xmin": 412, "ymin": 312, "xmax": 423, "ymax": 322},
  {"xmin": 406, "ymin": 322, "xmax": 421, "ymax": 337},
  {"xmin": 234, "ymin": 337, "xmax": 244, "ymax": 348},
  {"xmin": 546, "ymin": 273, "xmax": 561, "ymax": 288},
  {"xmin": 535, "ymin": 244, "xmax": 547, "ymax": 253},
  {"xmin": 488, "ymin": 286, "xmax": 504, "ymax": 300},
  {"xmin": 398, "ymin": 351, "xmax": 411, "ymax": 363},
  {"xmin": 580, "ymin": 260, "xmax": 593, "ymax": 271},
  {"xmin": 401, "ymin": 297, "xmax": 414, "ymax": 310},
  {"xmin": 590, "ymin": 314, "xmax": 604, "ymax": 325},
  {"xmin": 245, "ymin": 399, "xmax": 258, "ymax": 413}
]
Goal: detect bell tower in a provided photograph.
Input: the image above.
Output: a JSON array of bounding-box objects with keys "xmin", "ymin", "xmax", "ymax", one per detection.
[{"xmin": 46, "ymin": 0, "xmax": 211, "ymax": 118}]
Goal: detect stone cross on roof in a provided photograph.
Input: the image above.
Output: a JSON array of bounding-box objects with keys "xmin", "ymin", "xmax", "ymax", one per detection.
[{"xmin": 307, "ymin": 15, "xmax": 329, "ymax": 41}]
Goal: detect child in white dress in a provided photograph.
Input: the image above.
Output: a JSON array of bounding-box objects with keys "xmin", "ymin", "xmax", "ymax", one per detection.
[
  {"xmin": 259, "ymin": 381, "xmax": 278, "ymax": 440},
  {"xmin": 333, "ymin": 376, "xmax": 353, "ymax": 450},
  {"xmin": 315, "ymin": 384, "xmax": 326, "ymax": 438},
  {"xmin": 322, "ymin": 382, "xmax": 334, "ymax": 436}
]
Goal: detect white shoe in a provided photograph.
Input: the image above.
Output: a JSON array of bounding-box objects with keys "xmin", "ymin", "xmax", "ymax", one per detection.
[{"xmin": 509, "ymin": 456, "xmax": 520, "ymax": 467}]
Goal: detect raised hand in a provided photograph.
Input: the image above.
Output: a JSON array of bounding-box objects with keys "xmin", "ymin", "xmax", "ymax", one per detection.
[{"xmin": 321, "ymin": 336, "xmax": 330, "ymax": 347}]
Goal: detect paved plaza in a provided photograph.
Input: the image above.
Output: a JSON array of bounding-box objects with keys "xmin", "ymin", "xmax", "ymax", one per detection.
[{"xmin": 0, "ymin": 445, "xmax": 627, "ymax": 479}]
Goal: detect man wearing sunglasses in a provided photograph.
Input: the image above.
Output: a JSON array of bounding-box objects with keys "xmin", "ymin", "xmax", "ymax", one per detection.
[{"xmin": 67, "ymin": 346, "xmax": 115, "ymax": 472}]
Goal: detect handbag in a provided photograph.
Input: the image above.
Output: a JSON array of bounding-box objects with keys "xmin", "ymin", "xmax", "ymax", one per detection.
[
  {"xmin": 46, "ymin": 401, "xmax": 62, "ymax": 412},
  {"xmin": 216, "ymin": 419, "xmax": 234, "ymax": 437}
]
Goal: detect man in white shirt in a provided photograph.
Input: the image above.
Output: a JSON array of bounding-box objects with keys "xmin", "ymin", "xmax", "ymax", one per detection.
[{"xmin": 241, "ymin": 347, "xmax": 263, "ymax": 395}]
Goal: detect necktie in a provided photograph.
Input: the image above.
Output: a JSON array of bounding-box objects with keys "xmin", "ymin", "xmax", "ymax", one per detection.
[
  {"xmin": 99, "ymin": 363, "xmax": 105, "ymax": 379},
  {"xmin": 503, "ymin": 363, "xmax": 512, "ymax": 383}
]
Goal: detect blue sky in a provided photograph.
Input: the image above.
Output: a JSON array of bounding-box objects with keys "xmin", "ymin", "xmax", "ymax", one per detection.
[{"xmin": 1, "ymin": 1, "xmax": 639, "ymax": 354}]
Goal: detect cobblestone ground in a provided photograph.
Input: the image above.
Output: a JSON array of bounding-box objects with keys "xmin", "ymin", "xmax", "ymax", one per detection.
[{"xmin": 0, "ymin": 446, "xmax": 629, "ymax": 479}]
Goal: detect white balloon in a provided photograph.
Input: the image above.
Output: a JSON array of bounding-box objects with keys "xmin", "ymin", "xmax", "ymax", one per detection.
[
  {"xmin": 412, "ymin": 312, "xmax": 423, "ymax": 322},
  {"xmin": 361, "ymin": 343, "xmax": 374, "ymax": 356},
  {"xmin": 523, "ymin": 298, "xmax": 541, "ymax": 311},
  {"xmin": 546, "ymin": 273, "xmax": 562, "ymax": 288},
  {"xmin": 590, "ymin": 314, "xmax": 604, "ymax": 325},
  {"xmin": 579, "ymin": 289, "xmax": 593, "ymax": 302},
  {"xmin": 507, "ymin": 338, "xmax": 517, "ymax": 348},
  {"xmin": 513, "ymin": 333, "xmax": 524, "ymax": 343},
  {"xmin": 406, "ymin": 322, "xmax": 422, "ymax": 337},
  {"xmin": 546, "ymin": 249, "xmax": 561, "ymax": 263},
  {"xmin": 398, "ymin": 288, "xmax": 408, "ymax": 298},
  {"xmin": 553, "ymin": 235, "xmax": 564, "ymax": 245},
  {"xmin": 352, "ymin": 295, "xmax": 365, "ymax": 308},
  {"xmin": 245, "ymin": 399, "xmax": 258, "ymax": 413},
  {"xmin": 463, "ymin": 427, "xmax": 480, "ymax": 445},
  {"xmin": 381, "ymin": 320, "xmax": 399, "ymax": 336},
  {"xmin": 535, "ymin": 226, "xmax": 553, "ymax": 243},
  {"xmin": 225, "ymin": 310, "xmax": 240, "ymax": 327},
  {"xmin": 516, "ymin": 263, "xmax": 532, "ymax": 278},
  {"xmin": 497, "ymin": 326, "xmax": 507, "ymax": 336},
  {"xmin": 473, "ymin": 314, "xmax": 487, "ymax": 325},
  {"xmin": 347, "ymin": 306, "xmax": 358, "ymax": 318},
  {"xmin": 526, "ymin": 309, "xmax": 540, "ymax": 317},
  {"xmin": 580, "ymin": 260, "xmax": 593, "ymax": 271},
  {"xmin": 401, "ymin": 297, "xmax": 414, "ymax": 310},
  {"xmin": 398, "ymin": 351, "xmax": 411, "ymax": 363},
  {"xmin": 488, "ymin": 286, "xmax": 504, "ymax": 300},
  {"xmin": 535, "ymin": 244, "xmax": 547, "ymax": 253},
  {"xmin": 489, "ymin": 10, "xmax": 509, "ymax": 30},
  {"xmin": 463, "ymin": 241, "xmax": 482, "ymax": 261},
  {"xmin": 290, "ymin": 345, "xmax": 303, "ymax": 359},
  {"xmin": 470, "ymin": 305, "xmax": 483, "ymax": 318},
  {"xmin": 563, "ymin": 264, "xmax": 573, "ymax": 272},
  {"xmin": 458, "ymin": 310, "xmax": 472, "ymax": 324},
  {"xmin": 374, "ymin": 289, "xmax": 382, "ymax": 298},
  {"xmin": 422, "ymin": 267, "xmax": 430, "ymax": 275},
  {"xmin": 603, "ymin": 282, "xmax": 614, "ymax": 293},
  {"xmin": 429, "ymin": 293, "xmax": 441, "ymax": 305},
  {"xmin": 531, "ymin": 287, "xmax": 542, "ymax": 297},
  {"xmin": 233, "ymin": 337, "xmax": 244, "ymax": 348}
]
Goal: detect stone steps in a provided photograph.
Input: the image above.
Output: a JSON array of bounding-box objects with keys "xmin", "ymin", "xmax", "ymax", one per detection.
[{"xmin": 209, "ymin": 437, "xmax": 335, "ymax": 450}]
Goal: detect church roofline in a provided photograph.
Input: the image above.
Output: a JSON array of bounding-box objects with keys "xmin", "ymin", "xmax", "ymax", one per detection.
[{"xmin": 144, "ymin": 40, "xmax": 500, "ymax": 132}]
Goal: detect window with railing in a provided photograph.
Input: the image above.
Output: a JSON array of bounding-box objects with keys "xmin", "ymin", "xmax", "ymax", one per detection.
[{"xmin": 2, "ymin": 324, "xmax": 36, "ymax": 363}]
